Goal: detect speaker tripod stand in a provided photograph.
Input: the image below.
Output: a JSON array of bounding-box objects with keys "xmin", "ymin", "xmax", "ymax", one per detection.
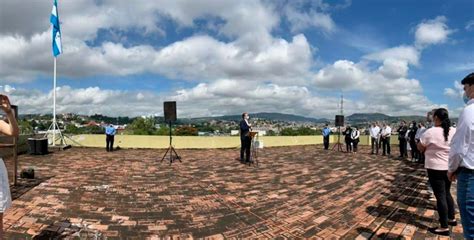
[
  {"xmin": 331, "ymin": 126, "xmax": 344, "ymax": 152},
  {"xmin": 161, "ymin": 121, "xmax": 182, "ymax": 165}
]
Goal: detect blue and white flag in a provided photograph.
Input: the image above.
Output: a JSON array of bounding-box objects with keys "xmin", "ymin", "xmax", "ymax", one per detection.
[{"xmin": 50, "ymin": 0, "xmax": 62, "ymax": 57}]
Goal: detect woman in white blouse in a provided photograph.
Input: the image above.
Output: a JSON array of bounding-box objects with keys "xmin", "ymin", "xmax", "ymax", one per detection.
[{"xmin": 0, "ymin": 95, "xmax": 19, "ymax": 238}]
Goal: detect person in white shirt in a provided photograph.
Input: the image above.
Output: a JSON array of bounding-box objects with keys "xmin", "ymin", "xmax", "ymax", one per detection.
[
  {"xmin": 448, "ymin": 72, "xmax": 474, "ymax": 239},
  {"xmin": 369, "ymin": 122, "xmax": 380, "ymax": 155},
  {"xmin": 351, "ymin": 127, "xmax": 360, "ymax": 153},
  {"xmin": 415, "ymin": 122, "xmax": 426, "ymax": 163},
  {"xmin": 381, "ymin": 123, "xmax": 392, "ymax": 156}
]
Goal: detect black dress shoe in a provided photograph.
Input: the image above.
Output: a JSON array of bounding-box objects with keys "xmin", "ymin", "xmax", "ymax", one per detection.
[
  {"xmin": 428, "ymin": 227, "xmax": 450, "ymax": 236},
  {"xmin": 448, "ymin": 220, "xmax": 457, "ymax": 226}
]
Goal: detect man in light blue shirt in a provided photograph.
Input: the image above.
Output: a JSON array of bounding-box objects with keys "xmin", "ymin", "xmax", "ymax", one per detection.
[
  {"xmin": 322, "ymin": 124, "xmax": 331, "ymax": 150},
  {"xmin": 105, "ymin": 124, "xmax": 116, "ymax": 152}
]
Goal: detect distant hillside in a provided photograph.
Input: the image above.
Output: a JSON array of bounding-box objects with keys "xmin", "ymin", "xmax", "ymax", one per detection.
[
  {"xmin": 192, "ymin": 112, "xmax": 328, "ymax": 123},
  {"xmin": 347, "ymin": 113, "xmax": 426, "ymax": 123},
  {"xmin": 347, "ymin": 113, "xmax": 391, "ymax": 122}
]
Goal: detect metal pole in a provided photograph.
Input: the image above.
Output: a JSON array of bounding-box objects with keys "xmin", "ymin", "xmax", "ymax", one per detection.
[
  {"xmin": 53, "ymin": 57, "xmax": 57, "ymax": 146},
  {"xmin": 169, "ymin": 121, "xmax": 172, "ymax": 163}
]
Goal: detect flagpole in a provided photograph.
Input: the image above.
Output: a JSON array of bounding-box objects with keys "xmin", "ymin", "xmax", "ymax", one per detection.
[{"xmin": 53, "ymin": 57, "xmax": 57, "ymax": 146}]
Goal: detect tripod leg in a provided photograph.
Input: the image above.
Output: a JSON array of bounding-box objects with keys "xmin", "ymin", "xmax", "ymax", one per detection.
[
  {"xmin": 171, "ymin": 146, "xmax": 181, "ymax": 162},
  {"xmin": 169, "ymin": 146, "xmax": 173, "ymax": 165},
  {"xmin": 161, "ymin": 146, "xmax": 171, "ymax": 162}
]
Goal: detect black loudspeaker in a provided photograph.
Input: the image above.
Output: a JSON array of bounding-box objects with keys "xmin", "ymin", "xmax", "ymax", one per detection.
[
  {"xmin": 28, "ymin": 138, "xmax": 48, "ymax": 155},
  {"xmin": 335, "ymin": 115, "xmax": 344, "ymax": 127},
  {"xmin": 35, "ymin": 138, "xmax": 48, "ymax": 155},
  {"xmin": 164, "ymin": 101, "xmax": 177, "ymax": 122}
]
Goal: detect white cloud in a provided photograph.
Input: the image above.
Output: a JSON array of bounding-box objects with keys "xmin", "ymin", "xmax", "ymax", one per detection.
[
  {"xmin": 377, "ymin": 58, "xmax": 409, "ymax": 79},
  {"xmin": 285, "ymin": 8, "xmax": 336, "ymax": 33},
  {"xmin": 153, "ymin": 34, "xmax": 312, "ymax": 84},
  {"xmin": 312, "ymin": 58, "xmax": 441, "ymax": 115},
  {"xmin": 0, "ymin": 1, "xmax": 456, "ymax": 118},
  {"xmin": 444, "ymin": 81, "xmax": 464, "ymax": 99},
  {"xmin": 5, "ymin": 86, "xmax": 165, "ymax": 117},
  {"xmin": 313, "ymin": 60, "xmax": 368, "ymax": 89},
  {"xmin": 465, "ymin": 20, "xmax": 474, "ymax": 31},
  {"xmin": 363, "ymin": 45, "xmax": 420, "ymax": 66},
  {"xmin": 414, "ymin": 16, "xmax": 453, "ymax": 47}
]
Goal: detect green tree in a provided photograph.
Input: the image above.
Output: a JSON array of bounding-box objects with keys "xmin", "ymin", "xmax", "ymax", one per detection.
[
  {"xmin": 64, "ymin": 124, "xmax": 81, "ymax": 134},
  {"xmin": 266, "ymin": 130, "xmax": 277, "ymax": 136},
  {"xmin": 128, "ymin": 117, "xmax": 157, "ymax": 135},
  {"xmin": 296, "ymin": 127, "xmax": 318, "ymax": 135},
  {"xmin": 280, "ymin": 127, "xmax": 318, "ymax": 136},
  {"xmin": 156, "ymin": 124, "xmax": 171, "ymax": 135},
  {"xmin": 175, "ymin": 126, "xmax": 198, "ymax": 136},
  {"xmin": 18, "ymin": 120, "xmax": 33, "ymax": 134},
  {"xmin": 280, "ymin": 128, "xmax": 297, "ymax": 136},
  {"xmin": 84, "ymin": 125, "xmax": 105, "ymax": 134}
]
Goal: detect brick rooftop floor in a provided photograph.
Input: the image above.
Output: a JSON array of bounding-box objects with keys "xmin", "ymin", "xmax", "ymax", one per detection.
[{"xmin": 4, "ymin": 145, "xmax": 465, "ymax": 239}]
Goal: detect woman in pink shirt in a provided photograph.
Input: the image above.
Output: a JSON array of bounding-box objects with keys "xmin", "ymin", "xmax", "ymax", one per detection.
[{"xmin": 417, "ymin": 108, "xmax": 457, "ymax": 236}]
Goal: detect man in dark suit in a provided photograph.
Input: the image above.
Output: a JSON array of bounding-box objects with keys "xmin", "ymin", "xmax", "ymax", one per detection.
[
  {"xmin": 397, "ymin": 120, "xmax": 408, "ymax": 159},
  {"xmin": 240, "ymin": 112, "xmax": 252, "ymax": 163}
]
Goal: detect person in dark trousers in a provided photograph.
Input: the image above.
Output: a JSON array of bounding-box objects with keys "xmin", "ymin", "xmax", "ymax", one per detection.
[
  {"xmin": 351, "ymin": 127, "xmax": 360, "ymax": 153},
  {"xmin": 381, "ymin": 123, "xmax": 391, "ymax": 156},
  {"xmin": 397, "ymin": 120, "xmax": 408, "ymax": 159},
  {"xmin": 415, "ymin": 122, "xmax": 426, "ymax": 163},
  {"xmin": 105, "ymin": 124, "xmax": 116, "ymax": 152},
  {"xmin": 344, "ymin": 126, "xmax": 352, "ymax": 153},
  {"xmin": 418, "ymin": 108, "xmax": 457, "ymax": 236},
  {"xmin": 408, "ymin": 121, "xmax": 419, "ymax": 162},
  {"xmin": 448, "ymin": 72, "xmax": 474, "ymax": 239},
  {"xmin": 369, "ymin": 122, "xmax": 380, "ymax": 155},
  {"xmin": 322, "ymin": 124, "xmax": 331, "ymax": 150},
  {"xmin": 239, "ymin": 112, "xmax": 252, "ymax": 163}
]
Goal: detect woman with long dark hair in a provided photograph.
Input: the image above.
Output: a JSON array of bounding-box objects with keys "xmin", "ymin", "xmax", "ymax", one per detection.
[
  {"xmin": 417, "ymin": 108, "xmax": 457, "ymax": 236},
  {"xmin": 0, "ymin": 95, "xmax": 19, "ymax": 239}
]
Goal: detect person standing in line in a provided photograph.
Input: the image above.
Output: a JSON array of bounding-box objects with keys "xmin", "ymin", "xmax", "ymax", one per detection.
[
  {"xmin": 381, "ymin": 123, "xmax": 392, "ymax": 157},
  {"xmin": 0, "ymin": 95, "xmax": 19, "ymax": 239},
  {"xmin": 409, "ymin": 121, "xmax": 419, "ymax": 162},
  {"xmin": 397, "ymin": 120, "xmax": 409, "ymax": 159},
  {"xmin": 351, "ymin": 127, "xmax": 360, "ymax": 153},
  {"xmin": 448, "ymin": 72, "xmax": 474, "ymax": 239},
  {"xmin": 418, "ymin": 108, "xmax": 457, "ymax": 236},
  {"xmin": 240, "ymin": 112, "xmax": 252, "ymax": 163},
  {"xmin": 344, "ymin": 126, "xmax": 353, "ymax": 153},
  {"xmin": 322, "ymin": 124, "xmax": 331, "ymax": 150},
  {"xmin": 415, "ymin": 122, "xmax": 426, "ymax": 163},
  {"xmin": 105, "ymin": 124, "xmax": 116, "ymax": 152},
  {"xmin": 369, "ymin": 122, "xmax": 380, "ymax": 155}
]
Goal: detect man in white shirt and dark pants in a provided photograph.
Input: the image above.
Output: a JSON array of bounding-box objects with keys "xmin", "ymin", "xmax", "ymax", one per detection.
[
  {"xmin": 370, "ymin": 122, "xmax": 380, "ymax": 155},
  {"xmin": 381, "ymin": 123, "xmax": 392, "ymax": 157},
  {"xmin": 448, "ymin": 72, "xmax": 474, "ymax": 239}
]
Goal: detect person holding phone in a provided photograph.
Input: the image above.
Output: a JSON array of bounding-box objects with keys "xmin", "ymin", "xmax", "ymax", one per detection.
[{"xmin": 0, "ymin": 94, "xmax": 19, "ymax": 238}]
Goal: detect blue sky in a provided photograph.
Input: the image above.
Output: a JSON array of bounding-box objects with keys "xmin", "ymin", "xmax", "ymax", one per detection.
[{"xmin": 0, "ymin": 0, "xmax": 472, "ymax": 118}]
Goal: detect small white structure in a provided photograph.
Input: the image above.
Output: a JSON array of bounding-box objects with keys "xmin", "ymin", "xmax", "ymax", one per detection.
[{"xmin": 230, "ymin": 130, "xmax": 239, "ymax": 136}]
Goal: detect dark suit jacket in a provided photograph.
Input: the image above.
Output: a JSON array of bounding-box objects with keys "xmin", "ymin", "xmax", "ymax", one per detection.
[{"xmin": 240, "ymin": 120, "xmax": 250, "ymax": 139}]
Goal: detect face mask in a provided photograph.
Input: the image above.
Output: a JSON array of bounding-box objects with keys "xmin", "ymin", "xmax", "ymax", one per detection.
[{"xmin": 463, "ymin": 92, "xmax": 470, "ymax": 104}]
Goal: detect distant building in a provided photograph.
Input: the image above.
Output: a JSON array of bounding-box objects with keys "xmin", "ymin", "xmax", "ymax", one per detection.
[{"xmin": 84, "ymin": 121, "xmax": 101, "ymax": 127}]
